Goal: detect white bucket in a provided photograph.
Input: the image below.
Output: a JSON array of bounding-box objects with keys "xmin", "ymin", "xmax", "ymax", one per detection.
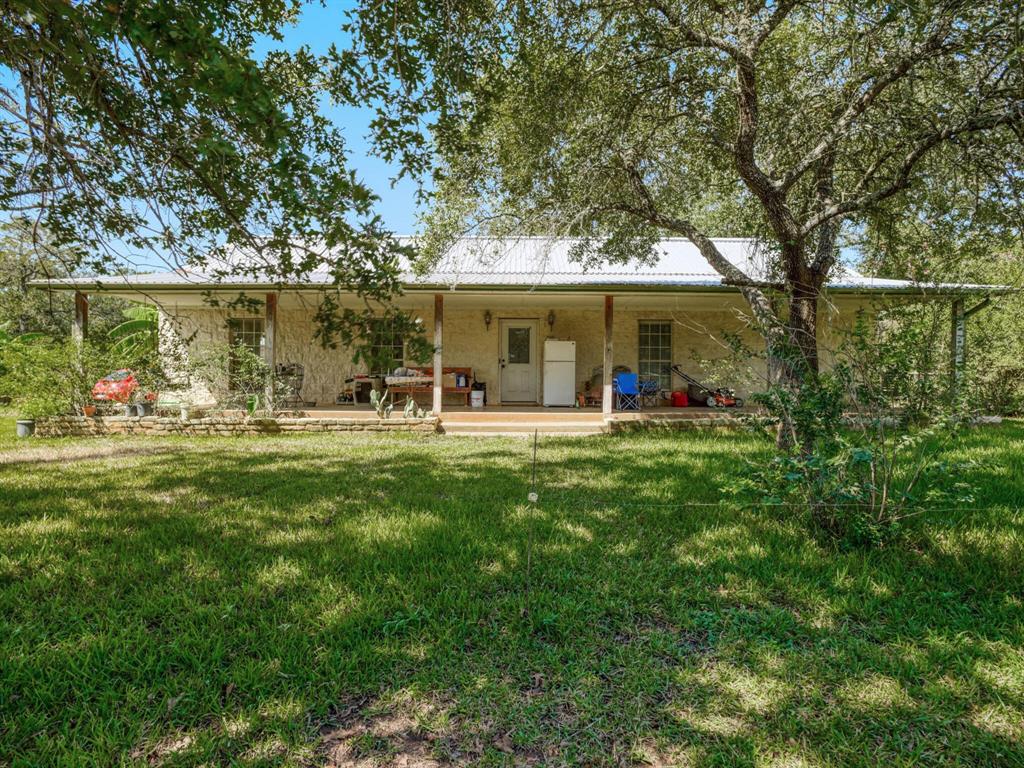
[{"xmin": 470, "ymin": 390, "xmax": 485, "ymax": 408}]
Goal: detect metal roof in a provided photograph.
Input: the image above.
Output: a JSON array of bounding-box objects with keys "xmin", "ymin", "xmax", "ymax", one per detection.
[{"xmin": 32, "ymin": 237, "xmax": 1005, "ymax": 294}]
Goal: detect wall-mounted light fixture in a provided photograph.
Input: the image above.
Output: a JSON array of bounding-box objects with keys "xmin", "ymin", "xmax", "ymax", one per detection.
[
  {"xmin": 547, "ymin": 310, "xmax": 556, "ymax": 330},
  {"xmin": 483, "ymin": 309, "xmax": 492, "ymax": 330}
]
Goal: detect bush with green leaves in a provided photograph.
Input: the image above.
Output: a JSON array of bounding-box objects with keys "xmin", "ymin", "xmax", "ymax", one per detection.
[
  {"xmin": 735, "ymin": 311, "xmax": 973, "ymax": 548},
  {"xmin": 107, "ymin": 305, "xmax": 159, "ymax": 358},
  {"xmin": 0, "ymin": 339, "xmax": 120, "ymax": 419},
  {"xmin": 186, "ymin": 342, "xmax": 297, "ymax": 414}
]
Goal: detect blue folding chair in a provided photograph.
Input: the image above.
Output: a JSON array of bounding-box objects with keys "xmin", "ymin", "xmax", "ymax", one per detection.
[{"xmin": 613, "ymin": 372, "xmax": 641, "ymax": 411}]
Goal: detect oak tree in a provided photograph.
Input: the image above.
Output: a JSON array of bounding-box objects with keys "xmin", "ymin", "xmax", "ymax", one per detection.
[{"xmin": 349, "ymin": 0, "xmax": 1024, "ymax": 431}]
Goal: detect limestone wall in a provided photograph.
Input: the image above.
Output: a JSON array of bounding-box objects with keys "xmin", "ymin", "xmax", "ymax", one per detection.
[
  {"xmin": 157, "ymin": 295, "xmax": 867, "ymax": 407},
  {"xmin": 35, "ymin": 415, "xmax": 440, "ymax": 437}
]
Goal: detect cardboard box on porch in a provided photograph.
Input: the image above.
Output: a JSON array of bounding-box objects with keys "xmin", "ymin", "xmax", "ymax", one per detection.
[{"xmin": 442, "ymin": 372, "xmax": 458, "ymax": 389}]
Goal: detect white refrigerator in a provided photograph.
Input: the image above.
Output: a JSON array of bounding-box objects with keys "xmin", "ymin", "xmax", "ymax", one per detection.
[{"xmin": 543, "ymin": 339, "xmax": 576, "ymax": 406}]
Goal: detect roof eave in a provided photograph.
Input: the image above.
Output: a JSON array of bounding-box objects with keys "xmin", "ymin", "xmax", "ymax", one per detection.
[{"xmin": 28, "ymin": 278, "xmax": 1013, "ymax": 296}]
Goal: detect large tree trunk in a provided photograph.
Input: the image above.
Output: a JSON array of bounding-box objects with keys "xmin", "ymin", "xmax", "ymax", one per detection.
[
  {"xmin": 772, "ymin": 246, "xmax": 824, "ymax": 451},
  {"xmin": 786, "ymin": 281, "xmax": 820, "ymax": 376}
]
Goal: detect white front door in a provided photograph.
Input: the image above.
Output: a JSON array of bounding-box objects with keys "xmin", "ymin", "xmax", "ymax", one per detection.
[{"xmin": 500, "ymin": 320, "xmax": 538, "ymax": 403}]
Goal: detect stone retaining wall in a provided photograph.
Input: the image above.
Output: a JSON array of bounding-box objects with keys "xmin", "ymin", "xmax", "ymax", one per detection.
[
  {"xmin": 35, "ymin": 415, "xmax": 441, "ymax": 437},
  {"xmin": 608, "ymin": 415, "xmax": 747, "ymax": 432}
]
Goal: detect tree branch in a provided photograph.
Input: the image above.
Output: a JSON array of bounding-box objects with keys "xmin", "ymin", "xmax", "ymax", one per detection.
[
  {"xmin": 648, "ymin": 1, "xmax": 745, "ymax": 59},
  {"xmin": 801, "ymin": 108, "xmax": 1023, "ymax": 235},
  {"xmin": 778, "ymin": 16, "xmax": 957, "ymax": 193},
  {"xmin": 618, "ymin": 162, "xmax": 785, "ymax": 342},
  {"xmin": 734, "ymin": 56, "xmax": 800, "ymax": 242},
  {"xmin": 810, "ymin": 151, "xmax": 838, "ymax": 274},
  {"xmin": 751, "ymin": 0, "xmax": 799, "ymax": 50}
]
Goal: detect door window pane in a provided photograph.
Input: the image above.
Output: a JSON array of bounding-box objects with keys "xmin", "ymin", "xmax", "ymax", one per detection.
[
  {"xmin": 508, "ymin": 327, "xmax": 531, "ymax": 364},
  {"xmin": 638, "ymin": 321, "xmax": 672, "ymax": 389}
]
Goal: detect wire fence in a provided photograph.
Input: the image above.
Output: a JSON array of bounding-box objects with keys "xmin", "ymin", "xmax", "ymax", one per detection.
[{"xmin": 515, "ymin": 430, "xmax": 1023, "ymax": 517}]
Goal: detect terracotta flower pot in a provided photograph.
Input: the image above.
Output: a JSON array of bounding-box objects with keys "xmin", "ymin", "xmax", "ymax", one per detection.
[{"xmin": 83, "ymin": 405, "xmax": 97, "ymax": 417}]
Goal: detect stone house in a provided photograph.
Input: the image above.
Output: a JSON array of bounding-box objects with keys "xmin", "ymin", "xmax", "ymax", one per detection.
[{"xmin": 38, "ymin": 237, "xmax": 991, "ymax": 423}]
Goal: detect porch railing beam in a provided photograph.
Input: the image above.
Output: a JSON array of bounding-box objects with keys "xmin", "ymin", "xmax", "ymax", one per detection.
[
  {"xmin": 433, "ymin": 294, "xmax": 443, "ymax": 415},
  {"xmin": 603, "ymin": 295, "xmax": 613, "ymax": 417},
  {"xmin": 265, "ymin": 293, "xmax": 278, "ymax": 368},
  {"xmin": 949, "ymin": 298, "xmax": 965, "ymax": 402},
  {"xmin": 950, "ymin": 295, "xmax": 993, "ymax": 403}
]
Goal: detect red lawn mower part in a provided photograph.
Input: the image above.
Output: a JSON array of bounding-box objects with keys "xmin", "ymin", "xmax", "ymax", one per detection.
[{"xmin": 670, "ymin": 365, "xmax": 744, "ymax": 408}]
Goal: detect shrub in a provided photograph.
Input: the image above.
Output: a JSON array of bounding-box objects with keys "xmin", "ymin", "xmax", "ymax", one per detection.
[
  {"xmin": 735, "ymin": 310, "xmax": 973, "ymax": 548},
  {"xmin": 0, "ymin": 339, "xmax": 119, "ymax": 418},
  {"xmin": 187, "ymin": 342, "xmax": 296, "ymax": 414}
]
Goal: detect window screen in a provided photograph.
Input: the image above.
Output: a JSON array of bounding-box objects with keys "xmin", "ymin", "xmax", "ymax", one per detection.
[{"xmin": 638, "ymin": 320, "xmax": 672, "ymax": 390}]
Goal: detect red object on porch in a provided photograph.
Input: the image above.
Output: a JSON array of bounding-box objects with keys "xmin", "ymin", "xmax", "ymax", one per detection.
[{"xmin": 670, "ymin": 390, "xmax": 688, "ymax": 408}]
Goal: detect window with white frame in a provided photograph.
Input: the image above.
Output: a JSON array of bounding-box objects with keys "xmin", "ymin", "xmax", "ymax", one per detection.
[
  {"xmin": 366, "ymin": 320, "xmax": 405, "ymax": 375},
  {"xmin": 638, "ymin": 320, "xmax": 672, "ymax": 390},
  {"xmin": 228, "ymin": 317, "xmax": 265, "ymax": 388}
]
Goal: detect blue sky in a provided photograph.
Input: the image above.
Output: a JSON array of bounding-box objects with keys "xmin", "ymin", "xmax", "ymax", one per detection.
[{"xmin": 257, "ymin": 2, "xmax": 427, "ymax": 235}]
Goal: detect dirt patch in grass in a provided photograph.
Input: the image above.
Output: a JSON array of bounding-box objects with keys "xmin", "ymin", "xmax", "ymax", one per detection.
[
  {"xmin": 321, "ymin": 709, "xmax": 439, "ymax": 767},
  {"xmin": 0, "ymin": 440, "xmax": 183, "ymax": 466},
  {"xmin": 130, "ymin": 730, "xmax": 196, "ymax": 765},
  {"xmin": 616, "ymin": 615, "xmax": 714, "ymax": 660},
  {"xmin": 316, "ymin": 696, "xmax": 542, "ymax": 767},
  {"xmin": 317, "ymin": 695, "xmax": 448, "ymax": 768}
]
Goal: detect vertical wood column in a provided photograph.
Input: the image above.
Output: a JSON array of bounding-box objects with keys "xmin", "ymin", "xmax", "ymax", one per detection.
[
  {"xmin": 264, "ymin": 293, "xmax": 278, "ymax": 367},
  {"xmin": 433, "ymin": 294, "xmax": 443, "ymax": 415},
  {"xmin": 603, "ymin": 295, "xmax": 613, "ymax": 417},
  {"xmin": 72, "ymin": 291, "xmax": 89, "ymax": 344},
  {"xmin": 950, "ymin": 298, "xmax": 965, "ymax": 400},
  {"xmin": 265, "ymin": 293, "xmax": 278, "ymax": 406}
]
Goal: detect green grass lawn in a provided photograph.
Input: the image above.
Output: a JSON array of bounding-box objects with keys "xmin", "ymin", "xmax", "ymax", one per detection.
[{"xmin": 1, "ymin": 419, "xmax": 1023, "ymax": 767}]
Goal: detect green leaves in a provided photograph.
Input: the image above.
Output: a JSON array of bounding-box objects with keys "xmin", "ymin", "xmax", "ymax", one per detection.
[
  {"xmin": 107, "ymin": 305, "xmax": 159, "ymax": 358},
  {"xmin": 740, "ymin": 317, "xmax": 976, "ymax": 548},
  {"xmin": 0, "ymin": 0, "xmax": 423, "ymax": 351}
]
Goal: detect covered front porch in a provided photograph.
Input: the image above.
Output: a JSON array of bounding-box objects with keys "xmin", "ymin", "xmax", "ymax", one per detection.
[
  {"xmin": 134, "ymin": 288, "xmax": 775, "ymax": 416},
  {"xmin": 62, "ymin": 282, "xmax": 878, "ymax": 424}
]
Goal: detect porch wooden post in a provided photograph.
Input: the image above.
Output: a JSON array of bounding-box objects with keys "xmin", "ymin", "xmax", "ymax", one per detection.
[
  {"xmin": 950, "ymin": 298, "xmax": 965, "ymax": 401},
  {"xmin": 265, "ymin": 293, "xmax": 278, "ymax": 406},
  {"xmin": 264, "ymin": 293, "xmax": 278, "ymax": 367},
  {"xmin": 72, "ymin": 291, "xmax": 89, "ymax": 344},
  {"xmin": 433, "ymin": 294, "xmax": 443, "ymax": 415},
  {"xmin": 603, "ymin": 295, "xmax": 613, "ymax": 416}
]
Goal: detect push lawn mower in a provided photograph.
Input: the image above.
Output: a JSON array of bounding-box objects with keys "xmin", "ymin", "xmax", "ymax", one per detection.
[{"xmin": 670, "ymin": 365, "xmax": 744, "ymax": 408}]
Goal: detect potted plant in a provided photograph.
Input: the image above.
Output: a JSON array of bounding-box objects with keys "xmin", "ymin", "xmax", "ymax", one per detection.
[{"xmin": 12, "ymin": 391, "xmax": 59, "ymax": 437}]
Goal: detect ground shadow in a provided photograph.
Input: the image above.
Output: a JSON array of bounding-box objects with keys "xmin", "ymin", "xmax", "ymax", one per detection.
[{"xmin": 1, "ymin": 426, "xmax": 1022, "ymax": 765}]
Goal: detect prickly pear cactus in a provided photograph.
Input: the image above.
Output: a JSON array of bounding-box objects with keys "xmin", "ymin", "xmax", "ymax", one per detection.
[
  {"xmin": 402, "ymin": 398, "xmax": 426, "ymax": 419},
  {"xmin": 402, "ymin": 398, "xmax": 427, "ymax": 418},
  {"xmin": 370, "ymin": 388, "xmax": 392, "ymax": 419}
]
